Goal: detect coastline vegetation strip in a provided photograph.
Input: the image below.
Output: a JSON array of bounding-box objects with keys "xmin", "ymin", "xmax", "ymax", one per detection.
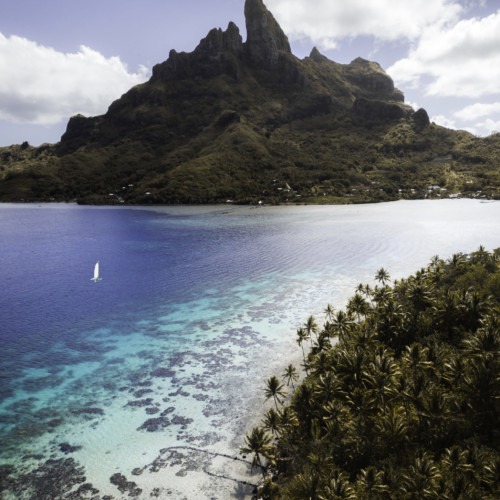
[{"xmin": 242, "ymin": 246, "xmax": 500, "ymax": 499}]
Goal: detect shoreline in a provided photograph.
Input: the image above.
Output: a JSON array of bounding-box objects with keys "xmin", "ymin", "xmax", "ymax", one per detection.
[{"xmin": 0, "ymin": 194, "xmax": 498, "ymax": 208}]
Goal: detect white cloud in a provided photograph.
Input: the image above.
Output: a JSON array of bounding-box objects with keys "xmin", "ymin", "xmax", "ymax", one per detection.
[
  {"xmin": 432, "ymin": 104, "xmax": 500, "ymax": 136},
  {"xmin": 431, "ymin": 114, "xmax": 457, "ymax": 129},
  {"xmin": 266, "ymin": 0, "xmax": 462, "ymax": 47},
  {"xmin": 452, "ymin": 101, "xmax": 500, "ymax": 136},
  {"xmin": 477, "ymin": 118, "xmax": 500, "ymax": 135},
  {"xmin": 456, "ymin": 117, "xmax": 500, "ymax": 137},
  {"xmin": 454, "ymin": 102, "xmax": 500, "ymax": 121},
  {"xmin": 387, "ymin": 12, "xmax": 500, "ymax": 98},
  {"xmin": 0, "ymin": 33, "xmax": 149, "ymax": 125}
]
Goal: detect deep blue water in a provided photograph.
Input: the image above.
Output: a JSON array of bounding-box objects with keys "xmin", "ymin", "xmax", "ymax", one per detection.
[
  {"xmin": 1, "ymin": 200, "xmax": 500, "ymax": 498},
  {"xmin": 0, "ymin": 205, "xmax": 276, "ymax": 376}
]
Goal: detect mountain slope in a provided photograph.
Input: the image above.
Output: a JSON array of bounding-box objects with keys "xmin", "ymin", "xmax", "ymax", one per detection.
[{"xmin": 1, "ymin": 0, "xmax": 499, "ymax": 204}]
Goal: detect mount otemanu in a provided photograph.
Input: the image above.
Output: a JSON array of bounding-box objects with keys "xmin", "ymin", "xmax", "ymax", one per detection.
[{"xmin": 0, "ymin": 0, "xmax": 499, "ymax": 204}]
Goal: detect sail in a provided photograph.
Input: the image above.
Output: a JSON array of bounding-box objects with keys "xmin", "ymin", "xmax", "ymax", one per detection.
[{"xmin": 91, "ymin": 261, "xmax": 101, "ymax": 282}]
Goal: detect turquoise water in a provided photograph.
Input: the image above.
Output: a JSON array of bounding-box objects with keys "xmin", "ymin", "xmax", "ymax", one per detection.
[{"xmin": 1, "ymin": 200, "xmax": 500, "ymax": 498}]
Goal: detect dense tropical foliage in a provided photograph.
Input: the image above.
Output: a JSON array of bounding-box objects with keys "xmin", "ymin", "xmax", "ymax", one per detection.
[{"xmin": 242, "ymin": 246, "xmax": 500, "ymax": 499}]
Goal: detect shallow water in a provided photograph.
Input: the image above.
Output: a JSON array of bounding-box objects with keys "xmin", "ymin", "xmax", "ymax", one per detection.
[{"xmin": 1, "ymin": 200, "xmax": 499, "ymax": 498}]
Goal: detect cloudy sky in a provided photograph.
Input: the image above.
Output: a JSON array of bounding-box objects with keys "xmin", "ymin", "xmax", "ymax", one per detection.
[{"xmin": 1, "ymin": 0, "xmax": 499, "ymax": 146}]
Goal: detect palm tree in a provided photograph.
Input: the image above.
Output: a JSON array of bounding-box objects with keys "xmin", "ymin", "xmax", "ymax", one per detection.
[
  {"xmin": 408, "ymin": 280, "xmax": 434, "ymax": 312},
  {"xmin": 320, "ymin": 471, "xmax": 356, "ymax": 500},
  {"xmin": 331, "ymin": 310, "xmax": 354, "ymax": 343},
  {"xmin": 277, "ymin": 406, "xmax": 298, "ymax": 432},
  {"xmin": 292, "ymin": 383, "xmax": 315, "ymax": 434},
  {"xmin": 262, "ymin": 407, "xmax": 280, "ymax": 438},
  {"xmin": 355, "ymin": 283, "xmax": 373, "ymax": 299},
  {"xmin": 240, "ymin": 427, "xmax": 273, "ymax": 478},
  {"xmin": 283, "ymin": 363, "xmax": 299, "ymax": 389},
  {"xmin": 314, "ymin": 372, "xmax": 339, "ymax": 404},
  {"xmin": 296, "ymin": 326, "xmax": 309, "ymax": 372},
  {"xmin": 310, "ymin": 350, "xmax": 331, "ymax": 376},
  {"xmin": 447, "ymin": 252, "xmax": 466, "ymax": 269},
  {"xmin": 374, "ymin": 298, "xmax": 407, "ymax": 352},
  {"xmin": 433, "ymin": 289, "xmax": 464, "ymax": 342},
  {"xmin": 439, "ymin": 446, "xmax": 474, "ymax": 499},
  {"xmin": 471, "ymin": 244, "xmax": 489, "ymax": 264},
  {"xmin": 375, "ymin": 267, "xmax": 391, "ymax": 286},
  {"xmin": 316, "ymin": 329, "xmax": 332, "ymax": 351},
  {"xmin": 364, "ymin": 348, "xmax": 400, "ymax": 410},
  {"xmin": 334, "ymin": 345, "xmax": 366, "ymax": 390},
  {"xmin": 304, "ymin": 315, "xmax": 319, "ymax": 345},
  {"xmin": 264, "ymin": 375, "xmax": 286, "ymax": 410},
  {"xmin": 463, "ymin": 314, "xmax": 499, "ymax": 360},
  {"xmin": 399, "ymin": 451, "xmax": 441, "ymax": 498},
  {"xmin": 401, "ymin": 344, "xmax": 433, "ymax": 377},
  {"xmin": 324, "ymin": 303, "xmax": 335, "ymax": 323},
  {"xmin": 461, "ymin": 356, "xmax": 498, "ymax": 437},
  {"xmin": 347, "ymin": 293, "xmax": 370, "ymax": 322},
  {"xmin": 285, "ymin": 471, "xmax": 322, "ymax": 500},
  {"xmin": 429, "ymin": 254, "xmax": 441, "ymax": 269},
  {"xmin": 374, "ymin": 405, "xmax": 410, "ymax": 456},
  {"xmin": 356, "ymin": 466, "xmax": 390, "ymax": 498},
  {"xmin": 461, "ymin": 289, "xmax": 490, "ymax": 332}
]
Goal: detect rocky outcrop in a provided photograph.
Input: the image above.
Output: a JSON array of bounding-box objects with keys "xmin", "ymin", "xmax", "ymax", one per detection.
[
  {"xmin": 345, "ymin": 58, "xmax": 403, "ymax": 101},
  {"xmin": 309, "ymin": 46, "xmax": 329, "ymax": 63},
  {"xmin": 195, "ymin": 22, "xmax": 243, "ymax": 57},
  {"xmin": 244, "ymin": 0, "xmax": 292, "ymax": 68},
  {"xmin": 151, "ymin": 0, "xmax": 304, "ymax": 85},
  {"xmin": 59, "ymin": 114, "xmax": 100, "ymax": 154},
  {"xmin": 353, "ymin": 97, "xmax": 408, "ymax": 121},
  {"xmin": 413, "ymin": 107, "xmax": 431, "ymax": 129},
  {"xmin": 152, "ymin": 22, "xmax": 244, "ymax": 81},
  {"xmin": 151, "ymin": 0, "xmax": 296, "ymax": 81}
]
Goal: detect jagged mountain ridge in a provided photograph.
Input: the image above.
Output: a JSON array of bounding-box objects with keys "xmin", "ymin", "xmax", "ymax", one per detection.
[
  {"xmin": 0, "ymin": 0, "xmax": 499, "ymax": 203},
  {"xmin": 59, "ymin": 0, "xmax": 410, "ymax": 153}
]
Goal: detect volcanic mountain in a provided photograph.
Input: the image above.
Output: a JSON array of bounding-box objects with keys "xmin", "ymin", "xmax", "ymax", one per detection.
[{"xmin": 0, "ymin": 0, "xmax": 499, "ymax": 203}]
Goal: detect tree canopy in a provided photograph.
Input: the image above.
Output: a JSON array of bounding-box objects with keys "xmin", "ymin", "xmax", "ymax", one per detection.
[{"xmin": 242, "ymin": 246, "xmax": 500, "ymax": 499}]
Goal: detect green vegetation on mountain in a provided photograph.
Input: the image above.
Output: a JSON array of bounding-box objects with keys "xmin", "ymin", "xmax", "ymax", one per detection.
[
  {"xmin": 243, "ymin": 247, "xmax": 500, "ymax": 498},
  {"xmin": 1, "ymin": 0, "xmax": 499, "ymax": 204}
]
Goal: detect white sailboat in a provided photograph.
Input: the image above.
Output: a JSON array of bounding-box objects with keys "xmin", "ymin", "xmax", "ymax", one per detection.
[{"xmin": 91, "ymin": 261, "xmax": 102, "ymax": 282}]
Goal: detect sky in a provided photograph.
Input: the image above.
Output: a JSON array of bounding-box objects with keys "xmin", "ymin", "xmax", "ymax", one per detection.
[{"xmin": 1, "ymin": 0, "xmax": 500, "ymax": 147}]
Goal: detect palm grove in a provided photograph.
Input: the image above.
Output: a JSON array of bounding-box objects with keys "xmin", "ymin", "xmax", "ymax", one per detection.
[{"xmin": 241, "ymin": 247, "xmax": 500, "ymax": 499}]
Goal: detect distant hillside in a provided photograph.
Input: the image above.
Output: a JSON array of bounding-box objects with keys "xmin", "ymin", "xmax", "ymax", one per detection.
[{"xmin": 1, "ymin": 0, "xmax": 499, "ymax": 204}]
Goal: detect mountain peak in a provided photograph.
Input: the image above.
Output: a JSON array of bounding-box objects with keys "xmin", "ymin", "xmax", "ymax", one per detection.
[
  {"xmin": 309, "ymin": 46, "xmax": 328, "ymax": 62},
  {"xmin": 244, "ymin": 0, "xmax": 291, "ymax": 68}
]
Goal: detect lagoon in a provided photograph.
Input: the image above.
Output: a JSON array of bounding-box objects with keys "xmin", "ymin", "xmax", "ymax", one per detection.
[{"xmin": 1, "ymin": 199, "xmax": 500, "ymax": 498}]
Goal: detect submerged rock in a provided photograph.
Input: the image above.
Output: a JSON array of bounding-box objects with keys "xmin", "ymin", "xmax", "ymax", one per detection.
[
  {"xmin": 171, "ymin": 415, "xmax": 194, "ymax": 429},
  {"xmin": 59, "ymin": 442, "xmax": 82, "ymax": 454},
  {"xmin": 150, "ymin": 367, "xmax": 176, "ymax": 378},
  {"xmin": 70, "ymin": 407, "xmax": 104, "ymax": 416},
  {"xmin": 126, "ymin": 398, "xmax": 154, "ymax": 408},
  {"xmin": 133, "ymin": 388, "xmax": 153, "ymax": 398},
  {"xmin": 1, "ymin": 458, "xmax": 87, "ymax": 498},
  {"xmin": 110, "ymin": 472, "xmax": 142, "ymax": 497},
  {"xmin": 138, "ymin": 416, "xmax": 171, "ymax": 432}
]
